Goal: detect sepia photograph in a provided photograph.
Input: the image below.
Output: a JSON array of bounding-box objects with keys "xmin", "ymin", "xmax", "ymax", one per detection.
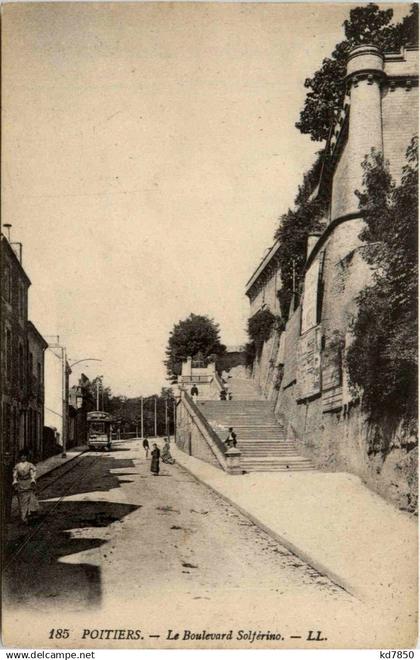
[{"xmin": 1, "ymin": 0, "xmax": 418, "ymax": 651}]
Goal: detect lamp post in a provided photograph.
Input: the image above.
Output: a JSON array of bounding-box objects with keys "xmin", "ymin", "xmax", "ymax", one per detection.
[
  {"xmin": 154, "ymin": 396, "xmax": 157, "ymax": 437},
  {"xmin": 68, "ymin": 358, "xmax": 102, "ymax": 370},
  {"xmin": 140, "ymin": 396, "xmax": 144, "ymax": 439},
  {"xmin": 67, "ymin": 358, "xmax": 102, "ymax": 453}
]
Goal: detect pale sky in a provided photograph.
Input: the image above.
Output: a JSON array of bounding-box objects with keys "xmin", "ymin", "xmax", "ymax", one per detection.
[{"xmin": 2, "ymin": 2, "xmax": 409, "ymax": 396}]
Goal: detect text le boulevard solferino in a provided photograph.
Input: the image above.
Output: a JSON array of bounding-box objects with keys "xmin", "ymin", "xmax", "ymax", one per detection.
[{"xmin": 166, "ymin": 629, "xmax": 327, "ymax": 643}]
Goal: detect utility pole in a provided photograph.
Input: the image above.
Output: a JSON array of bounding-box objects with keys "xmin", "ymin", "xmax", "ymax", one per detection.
[
  {"xmin": 154, "ymin": 396, "xmax": 157, "ymax": 437},
  {"xmin": 165, "ymin": 397, "xmax": 168, "ymax": 440},
  {"xmin": 62, "ymin": 346, "xmax": 67, "ymax": 458},
  {"xmin": 292, "ymin": 258, "xmax": 297, "ymax": 313},
  {"xmin": 140, "ymin": 396, "xmax": 144, "ymax": 439},
  {"xmin": 292, "ymin": 259, "xmax": 296, "ymax": 295},
  {"xmin": 96, "ymin": 379, "xmax": 100, "ymax": 410},
  {"xmin": 173, "ymin": 399, "xmax": 176, "ymax": 442}
]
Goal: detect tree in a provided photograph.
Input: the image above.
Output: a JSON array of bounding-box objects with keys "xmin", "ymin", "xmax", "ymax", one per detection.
[
  {"xmin": 164, "ymin": 313, "xmax": 226, "ymax": 381},
  {"xmin": 84, "ymin": 376, "xmax": 113, "ymax": 411},
  {"xmin": 346, "ymin": 137, "xmax": 418, "ymax": 428},
  {"xmin": 274, "ymin": 153, "xmax": 326, "ymax": 318},
  {"xmin": 296, "ymin": 4, "xmax": 418, "ymax": 142}
]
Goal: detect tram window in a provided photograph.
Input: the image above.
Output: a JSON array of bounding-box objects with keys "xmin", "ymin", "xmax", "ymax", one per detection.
[{"xmin": 89, "ymin": 422, "xmax": 105, "ymax": 434}]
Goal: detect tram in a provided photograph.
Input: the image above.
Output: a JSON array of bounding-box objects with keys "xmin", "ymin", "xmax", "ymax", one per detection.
[{"xmin": 86, "ymin": 410, "xmax": 113, "ymax": 451}]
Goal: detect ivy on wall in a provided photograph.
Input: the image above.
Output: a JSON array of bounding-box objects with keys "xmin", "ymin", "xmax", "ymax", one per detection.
[
  {"xmin": 346, "ymin": 138, "xmax": 418, "ymax": 434},
  {"xmin": 274, "ymin": 154, "xmax": 327, "ymax": 321},
  {"xmin": 247, "ymin": 309, "xmax": 276, "ymax": 347}
]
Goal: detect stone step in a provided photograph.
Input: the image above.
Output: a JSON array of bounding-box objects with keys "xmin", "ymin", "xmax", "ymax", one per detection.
[
  {"xmin": 241, "ymin": 457, "xmax": 313, "ymax": 464},
  {"xmin": 200, "ymin": 400, "xmax": 270, "ymax": 404},
  {"xmin": 240, "ymin": 444, "xmax": 297, "ymax": 448},
  {"xmin": 240, "ymin": 449, "xmax": 304, "ymax": 455},
  {"xmin": 239, "ymin": 444, "xmax": 295, "ymax": 448},
  {"xmin": 241, "ymin": 462, "xmax": 314, "ymax": 467},
  {"xmin": 211, "ymin": 420, "xmax": 282, "ymax": 424},
  {"xmin": 195, "ymin": 387, "xmax": 314, "ymax": 473},
  {"xmin": 238, "ymin": 442, "xmax": 295, "ymax": 446},
  {"xmin": 217, "ymin": 431, "xmax": 286, "ymax": 436},
  {"xmin": 241, "ymin": 466, "xmax": 315, "ymax": 472},
  {"xmin": 228, "ymin": 429, "xmax": 286, "ymax": 434}
]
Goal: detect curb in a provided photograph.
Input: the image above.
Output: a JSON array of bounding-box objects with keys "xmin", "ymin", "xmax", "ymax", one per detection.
[
  {"xmin": 37, "ymin": 447, "xmax": 88, "ymax": 481},
  {"xmin": 175, "ymin": 453, "xmax": 362, "ymax": 602}
]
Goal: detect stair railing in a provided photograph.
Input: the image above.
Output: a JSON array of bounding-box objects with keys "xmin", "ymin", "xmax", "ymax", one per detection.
[{"xmin": 179, "ymin": 391, "xmax": 241, "ymax": 474}]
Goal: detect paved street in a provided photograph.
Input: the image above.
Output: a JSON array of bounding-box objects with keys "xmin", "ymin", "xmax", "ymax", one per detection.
[{"xmin": 3, "ymin": 439, "xmax": 370, "ymax": 648}]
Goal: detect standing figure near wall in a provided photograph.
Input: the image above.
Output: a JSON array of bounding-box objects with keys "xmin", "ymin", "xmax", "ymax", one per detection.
[{"xmin": 12, "ymin": 449, "xmax": 39, "ymax": 523}]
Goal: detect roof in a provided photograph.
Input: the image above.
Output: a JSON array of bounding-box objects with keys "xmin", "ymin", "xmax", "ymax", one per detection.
[
  {"xmin": 1, "ymin": 235, "xmax": 31, "ymax": 286},
  {"xmin": 87, "ymin": 410, "xmax": 113, "ymax": 421},
  {"xmin": 245, "ymin": 239, "xmax": 281, "ymax": 294},
  {"xmin": 27, "ymin": 320, "xmax": 48, "ymax": 349}
]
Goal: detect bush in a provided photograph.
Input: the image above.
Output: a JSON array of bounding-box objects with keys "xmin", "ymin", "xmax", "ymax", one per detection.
[{"xmin": 247, "ymin": 309, "xmax": 276, "ymax": 349}]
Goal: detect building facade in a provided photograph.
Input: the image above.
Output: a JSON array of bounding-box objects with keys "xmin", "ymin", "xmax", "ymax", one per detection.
[
  {"xmin": 1, "ymin": 235, "xmax": 31, "ymax": 460},
  {"xmin": 68, "ymin": 373, "xmax": 95, "ymax": 448},
  {"xmin": 44, "ymin": 341, "xmax": 72, "ymax": 456},
  {"xmin": 245, "ymin": 45, "xmax": 418, "ymax": 509},
  {"xmin": 27, "ymin": 321, "xmax": 48, "ymax": 460}
]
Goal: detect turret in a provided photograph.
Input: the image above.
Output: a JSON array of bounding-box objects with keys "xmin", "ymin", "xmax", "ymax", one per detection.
[{"xmin": 331, "ymin": 44, "xmax": 385, "ymax": 220}]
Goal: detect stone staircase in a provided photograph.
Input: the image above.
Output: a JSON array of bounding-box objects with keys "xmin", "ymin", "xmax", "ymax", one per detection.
[
  {"xmin": 197, "ymin": 381, "xmax": 314, "ymax": 473},
  {"xmin": 224, "ymin": 377, "xmax": 265, "ymax": 400}
]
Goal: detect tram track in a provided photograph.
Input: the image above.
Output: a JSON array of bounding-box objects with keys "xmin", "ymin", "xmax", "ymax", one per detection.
[{"xmin": 4, "ymin": 451, "xmax": 103, "ymax": 569}]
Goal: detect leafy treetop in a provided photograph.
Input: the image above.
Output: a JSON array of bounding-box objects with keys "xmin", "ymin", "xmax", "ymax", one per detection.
[
  {"xmin": 296, "ymin": 4, "xmax": 419, "ymax": 142},
  {"xmin": 164, "ymin": 313, "xmax": 226, "ymax": 381}
]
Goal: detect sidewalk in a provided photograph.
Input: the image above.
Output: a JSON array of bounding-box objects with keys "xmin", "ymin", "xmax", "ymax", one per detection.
[
  {"xmin": 171, "ymin": 443, "xmax": 417, "ymax": 617},
  {"xmin": 35, "ymin": 444, "xmax": 87, "ymax": 479}
]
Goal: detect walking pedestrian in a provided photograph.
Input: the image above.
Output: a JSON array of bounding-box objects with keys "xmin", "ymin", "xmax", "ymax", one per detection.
[
  {"xmin": 12, "ymin": 449, "xmax": 39, "ymax": 524},
  {"xmin": 150, "ymin": 443, "xmax": 160, "ymax": 476},
  {"xmin": 143, "ymin": 436, "xmax": 150, "ymax": 458},
  {"xmin": 190, "ymin": 384, "xmax": 199, "ymax": 402}
]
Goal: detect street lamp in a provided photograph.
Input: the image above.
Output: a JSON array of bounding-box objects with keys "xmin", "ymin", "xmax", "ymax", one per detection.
[
  {"xmin": 69, "ymin": 358, "xmax": 102, "ymax": 369},
  {"xmin": 66, "ymin": 358, "xmax": 102, "ymax": 456}
]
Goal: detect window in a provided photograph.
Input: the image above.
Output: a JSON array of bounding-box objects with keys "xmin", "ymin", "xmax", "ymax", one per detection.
[
  {"xmin": 6, "ymin": 329, "xmax": 12, "ymax": 381},
  {"xmin": 301, "ymin": 251, "xmax": 326, "ymax": 335},
  {"xmin": 18, "ymin": 343, "xmax": 24, "ymax": 388},
  {"xmin": 89, "ymin": 422, "xmax": 105, "ymax": 434},
  {"xmin": 2, "ymin": 264, "xmax": 11, "ymax": 302},
  {"xmin": 37, "ymin": 361, "xmax": 42, "ymax": 386},
  {"xmin": 17, "ymin": 283, "xmax": 26, "ymax": 319},
  {"xmin": 3, "ymin": 403, "xmax": 11, "ymax": 450}
]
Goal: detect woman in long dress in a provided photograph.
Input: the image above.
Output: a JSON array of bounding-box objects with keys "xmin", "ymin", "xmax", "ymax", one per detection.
[
  {"xmin": 12, "ymin": 449, "xmax": 39, "ymax": 523},
  {"xmin": 161, "ymin": 439, "xmax": 175, "ymax": 465},
  {"xmin": 150, "ymin": 443, "xmax": 160, "ymax": 476}
]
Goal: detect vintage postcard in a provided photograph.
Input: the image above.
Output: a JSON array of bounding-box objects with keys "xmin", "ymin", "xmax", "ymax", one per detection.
[{"xmin": 1, "ymin": 1, "xmax": 418, "ymax": 651}]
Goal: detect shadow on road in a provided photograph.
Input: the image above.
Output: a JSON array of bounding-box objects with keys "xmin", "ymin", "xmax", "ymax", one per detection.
[{"xmin": 3, "ymin": 452, "xmax": 140, "ymax": 611}]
